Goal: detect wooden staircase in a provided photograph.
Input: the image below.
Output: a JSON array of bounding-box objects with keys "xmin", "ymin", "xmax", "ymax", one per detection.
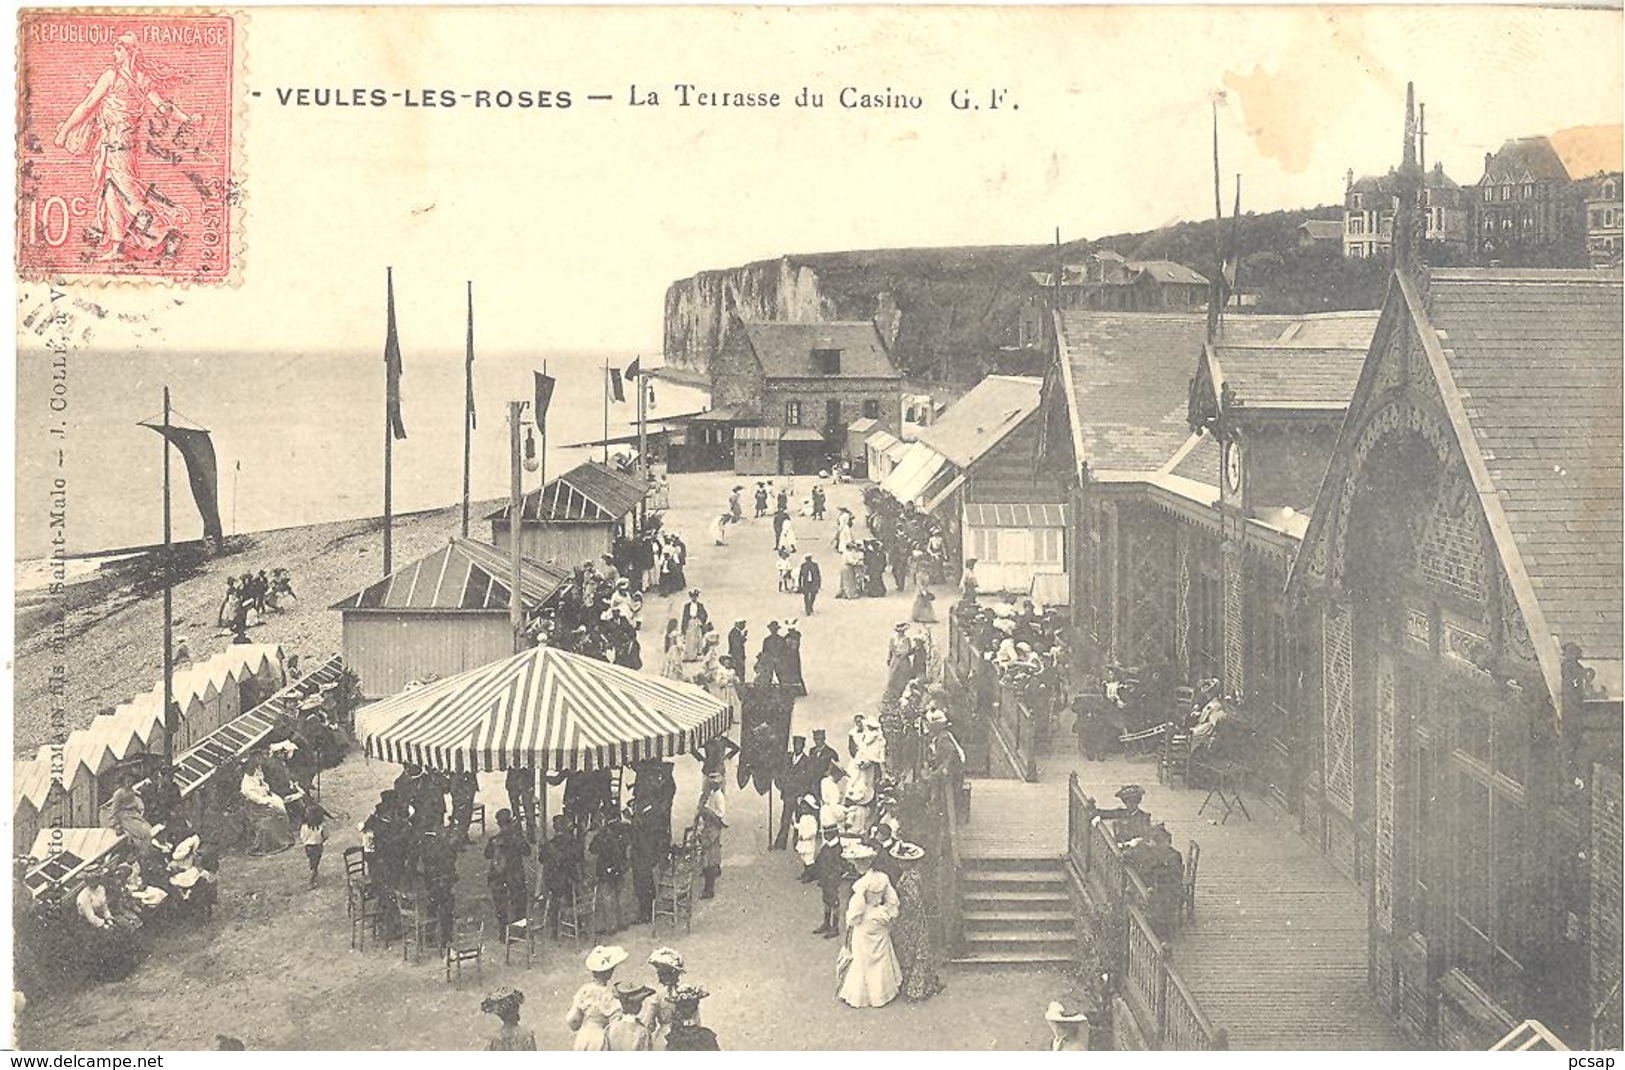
[{"xmin": 954, "ymin": 855, "xmax": 1076, "ymax": 964}]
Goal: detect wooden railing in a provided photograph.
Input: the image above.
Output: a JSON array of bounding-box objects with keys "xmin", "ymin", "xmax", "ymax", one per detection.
[
  {"xmin": 994, "ymin": 683, "xmax": 1041, "ymax": 781},
  {"xmin": 1164, "ymin": 959, "xmax": 1222, "ymax": 1050},
  {"xmin": 941, "ymin": 776, "xmax": 964, "ymax": 958},
  {"xmin": 1065, "ymin": 772, "xmax": 1223, "ymax": 1050}
]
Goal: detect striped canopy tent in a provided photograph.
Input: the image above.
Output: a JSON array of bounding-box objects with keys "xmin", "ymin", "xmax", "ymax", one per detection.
[{"xmin": 355, "ymin": 646, "xmax": 732, "ymax": 773}]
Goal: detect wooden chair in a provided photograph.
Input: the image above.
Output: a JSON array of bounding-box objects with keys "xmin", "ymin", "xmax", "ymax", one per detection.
[
  {"xmin": 342, "ymin": 846, "xmax": 367, "ymax": 917},
  {"xmin": 397, "ymin": 889, "xmax": 436, "ymax": 964},
  {"xmin": 652, "ymin": 853, "xmax": 697, "ymax": 938},
  {"xmin": 1182, "ymin": 840, "xmax": 1201, "ymax": 923},
  {"xmin": 503, "ymin": 896, "xmax": 543, "ymax": 968},
  {"xmin": 349, "ymin": 882, "xmax": 388, "ymax": 951},
  {"xmin": 1159, "ymin": 731, "xmax": 1192, "ymax": 788},
  {"xmin": 444, "ymin": 920, "xmax": 485, "ymax": 986},
  {"xmin": 555, "ymin": 881, "xmax": 597, "ymax": 947},
  {"xmin": 1172, "ymin": 686, "xmax": 1196, "ymax": 720},
  {"xmin": 468, "ymin": 802, "xmax": 487, "ymax": 838}
]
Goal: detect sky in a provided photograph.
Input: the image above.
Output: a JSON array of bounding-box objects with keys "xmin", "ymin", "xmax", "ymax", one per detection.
[{"xmin": 14, "ymin": 5, "xmax": 1624, "ymax": 360}]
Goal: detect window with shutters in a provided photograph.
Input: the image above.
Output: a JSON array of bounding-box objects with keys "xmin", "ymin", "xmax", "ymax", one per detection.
[{"xmin": 785, "ymin": 400, "xmax": 802, "ymax": 426}]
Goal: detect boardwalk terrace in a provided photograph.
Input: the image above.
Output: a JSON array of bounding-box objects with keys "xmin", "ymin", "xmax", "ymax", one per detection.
[{"xmin": 998, "ymin": 268, "xmax": 1622, "ymax": 1048}]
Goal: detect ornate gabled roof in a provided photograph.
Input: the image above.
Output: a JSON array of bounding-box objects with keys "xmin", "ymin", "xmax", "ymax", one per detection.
[{"xmin": 1292, "ymin": 267, "xmax": 1623, "ymax": 708}]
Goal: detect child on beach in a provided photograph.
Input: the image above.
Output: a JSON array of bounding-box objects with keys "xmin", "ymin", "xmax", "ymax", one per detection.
[
  {"xmin": 776, "ymin": 548, "xmax": 794, "ymax": 592},
  {"xmin": 300, "ymin": 804, "xmax": 329, "ymax": 889}
]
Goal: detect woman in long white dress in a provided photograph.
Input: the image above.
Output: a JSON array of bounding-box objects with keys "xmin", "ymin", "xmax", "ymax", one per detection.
[{"xmin": 837, "ymin": 846, "xmax": 902, "ymax": 1009}]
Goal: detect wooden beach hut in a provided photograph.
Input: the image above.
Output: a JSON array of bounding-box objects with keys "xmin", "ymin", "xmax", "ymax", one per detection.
[
  {"xmin": 486, "ymin": 459, "xmax": 647, "ymax": 569},
  {"xmin": 330, "ymin": 537, "xmax": 571, "ymax": 699}
]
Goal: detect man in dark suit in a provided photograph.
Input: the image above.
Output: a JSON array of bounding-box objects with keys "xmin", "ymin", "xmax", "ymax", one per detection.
[
  {"xmin": 797, "ymin": 554, "xmax": 822, "ymax": 616},
  {"xmin": 757, "ymin": 621, "xmax": 788, "ymax": 687},
  {"xmin": 727, "ymin": 619, "xmax": 748, "ymax": 671},
  {"xmin": 805, "ymin": 728, "xmax": 840, "ymax": 785},
  {"xmin": 771, "ymin": 736, "xmax": 809, "ymax": 850}
]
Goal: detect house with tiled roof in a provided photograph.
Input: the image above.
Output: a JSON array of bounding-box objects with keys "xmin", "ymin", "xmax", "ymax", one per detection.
[
  {"xmin": 710, "ymin": 317, "xmax": 903, "ymax": 474},
  {"xmin": 879, "ymin": 374, "xmax": 1064, "ymax": 596},
  {"xmin": 1289, "ymin": 267, "xmax": 1623, "ymax": 1050},
  {"xmin": 1579, "ymin": 170, "xmax": 1623, "ymax": 267},
  {"xmin": 1033, "ymin": 307, "xmax": 1380, "ymax": 689},
  {"xmin": 1027, "ymin": 250, "xmax": 1210, "ymax": 312},
  {"xmin": 1344, "ymin": 163, "xmax": 1469, "ymax": 259},
  {"xmin": 1471, "ymin": 136, "xmax": 1583, "ymax": 260}
]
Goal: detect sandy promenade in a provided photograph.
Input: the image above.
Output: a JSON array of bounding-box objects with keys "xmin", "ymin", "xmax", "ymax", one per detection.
[{"xmin": 16, "ymin": 471, "xmax": 1080, "ymax": 1051}]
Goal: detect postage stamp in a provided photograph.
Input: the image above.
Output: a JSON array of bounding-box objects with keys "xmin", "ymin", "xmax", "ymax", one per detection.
[{"xmin": 16, "ymin": 12, "xmax": 237, "ymax": 284}]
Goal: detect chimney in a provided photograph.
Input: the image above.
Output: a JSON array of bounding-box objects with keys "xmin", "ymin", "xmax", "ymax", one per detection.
[
  {"xmin": 1345, "ymin": 168, "xmax": 1354, "ymax": 191},
  {"xmin": 874, "ymin": 291, "xmax": 901, "ymax": 350},
  {"xmin": 1484, "ymin": 151, "xmax": 1494, "ymax": 177}
]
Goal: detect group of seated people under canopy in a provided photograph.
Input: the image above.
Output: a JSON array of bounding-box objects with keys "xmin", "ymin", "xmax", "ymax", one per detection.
[{"xmin": 1072, "ymin": 671, "xmax": 1248, "ymax": 765}]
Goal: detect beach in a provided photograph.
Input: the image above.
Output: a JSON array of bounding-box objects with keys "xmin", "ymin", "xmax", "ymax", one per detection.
[{"xmin": 16, "ymin": 469, "xmax": 1077, "ymax": 1051}]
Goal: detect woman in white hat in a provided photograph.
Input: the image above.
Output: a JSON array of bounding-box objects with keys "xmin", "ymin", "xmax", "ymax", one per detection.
[
  {"xmin": 567, "ymin": 945, "xmax": 628, "ymax": 1050},
  {"xmin": 1044, "ymin": 1002, "xmax": 1090, "ymax": 1050},
  {"xmin": 641, "ymin": 947, "xmax": 686, "ymax": 1042},
  {"xmin": 837, "ymin": 843, "xmax": 902, "ymax": 1008}
]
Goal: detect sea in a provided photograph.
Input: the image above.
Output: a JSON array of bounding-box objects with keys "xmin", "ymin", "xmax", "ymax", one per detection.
[{"xmin": 14, "ymin": 347, "xmax": 708, "ymax": 564}]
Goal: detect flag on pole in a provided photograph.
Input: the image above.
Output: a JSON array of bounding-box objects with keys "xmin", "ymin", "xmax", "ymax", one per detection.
[
  {"xmin": 385, "ymin": 269, "xmax": 407, "ymax": 440},
  {"xmin": 140, "ymin": 421, "xmax": 224, "ymax": 543},
  {"xmin": 465, "ymin": 281, "xmax": 476, "ymax": 431},
  {"xmin": 624, "ymin": 357, "xmax": 641, "ymax": 380},
  {"xmin": 534, "ymin": 371, "xmax": 556, "ymax": 423},
  {"xmin": 608, "ymin": 366, "xmax": 626, "ymax": 403}
]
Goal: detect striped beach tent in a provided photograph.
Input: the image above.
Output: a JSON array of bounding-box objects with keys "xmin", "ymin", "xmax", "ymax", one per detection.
[{"xmin": 355, "ymin": 646, "xmax": 732, "ymax": 773}]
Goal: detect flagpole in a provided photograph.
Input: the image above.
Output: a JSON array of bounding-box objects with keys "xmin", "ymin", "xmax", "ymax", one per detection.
[
  {"xmin": 540, "ymin": 359, "xmax": 548, "ymax": 495},
  {"xmin": 602, "ymin": 355, "xmax": 610, "ymax": 464},
  {"xmin": 162, "ymin": 386, "xmax": 175, "ymax": 768},
  {"xmin": 462, "ymin": 280, "xmax": 474, "ymax": 538},
  {"xmin": 634, "ymin": 357, "xmax": 647, "ymax": 529},
  {"xmin": 509, "ymin": 400, "xmax": 525, "ymax": 653},
  {"xmin": 383, "ymin": 267, "xmax": 395, "ymax": 577}
]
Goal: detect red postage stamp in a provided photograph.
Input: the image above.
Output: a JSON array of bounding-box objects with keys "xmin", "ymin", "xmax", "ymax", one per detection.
[{"xmin": 16, "ymin": 12, "xmax": 236, "ymax": 283}]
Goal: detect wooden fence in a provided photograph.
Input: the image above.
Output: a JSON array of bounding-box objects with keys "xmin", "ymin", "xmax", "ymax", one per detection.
[{"xmin": 1065, "ymin": 772, "xmax": 1223, "ymax": 1050}]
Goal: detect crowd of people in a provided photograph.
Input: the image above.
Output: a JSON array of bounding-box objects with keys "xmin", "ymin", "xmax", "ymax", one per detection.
[
  {"xmin": 215, "ymin": 567, "xmax": 298, "ymax": 639},
  {"xmin": 656, "ymin": 588, "xmax": 808, "ymax": 704},
  {"xmin": 480, "ymin": 942, "xmax": 720, "ymax": 1050}
]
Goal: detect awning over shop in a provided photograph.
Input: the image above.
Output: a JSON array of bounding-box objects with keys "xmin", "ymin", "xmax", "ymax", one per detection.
[
  {"xmin": 880, "ymin": 442, "xmax": 950, "ymax": 505},
  {"xmin": 963, "ymin": 502, "xmax": 1069, "ymax": 528},
  {"xmin": 866, "ymin": 429, "xmax": 901, "ymax": 454},
  {"xmin": 778, "ymin": 427, "xmax": 828, "ymax": 443}
]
